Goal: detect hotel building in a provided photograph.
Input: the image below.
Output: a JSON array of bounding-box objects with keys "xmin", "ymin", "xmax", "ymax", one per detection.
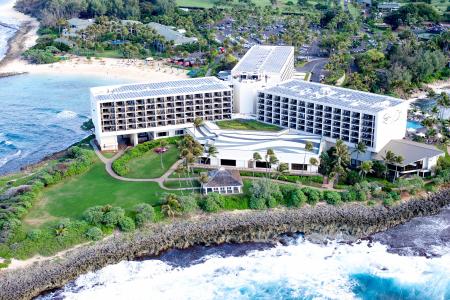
[
  {"xmin": 257, "ymin": 79, "xmax": 410, "ymax": 156},
  {"xmin": 188, "ymin": 121, "xmax": 322, "ymax": 173},
  {"xmin": 231, "ymin": 45, "xmax": 295, "ymax": 115},
  {"xmin": 91, "ymin": 77, "xmax": 233, "ymax": 151}
]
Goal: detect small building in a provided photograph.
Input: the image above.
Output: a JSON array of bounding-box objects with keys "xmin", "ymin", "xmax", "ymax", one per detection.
[
  {"xmin": 147, "ymin": 22, "xmax": 198, "ymax": 50},
  {"xmin": 63, "ymin": 18, "xmax": 94, "ymax": 37},
  {"xmin": 201, "ymin": 168, "xmax": 243, "ymax": 195},
  {"xmin": 374, "ymin": 139, "xmax": 444, "ymax": 178},
  {"xmin": 378, "ymin": 2, "xmax": 400, "ymax": 13}
]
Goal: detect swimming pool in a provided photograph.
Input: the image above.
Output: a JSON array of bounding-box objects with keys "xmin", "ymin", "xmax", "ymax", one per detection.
[{"xmin": 407, "ymin": 120, "xmax": 423, "ymax": 130}]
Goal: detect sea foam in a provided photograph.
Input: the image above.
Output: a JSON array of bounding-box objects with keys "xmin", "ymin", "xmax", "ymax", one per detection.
[{"xmin": 44, "ymin": 237, "xmax": 450, "ymax": 300}]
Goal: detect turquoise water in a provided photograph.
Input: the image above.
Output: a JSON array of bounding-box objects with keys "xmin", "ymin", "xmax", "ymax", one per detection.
[
  {"xmin": 0, "ymin": 74, "xmax": 126, "ymax": 174},
  {"xmin": 407, "ymin": 120, "xmax": 423, "ymax": 130}
]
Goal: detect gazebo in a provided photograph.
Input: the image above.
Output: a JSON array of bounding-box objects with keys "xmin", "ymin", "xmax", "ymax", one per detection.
[{"xmin": 201, "ymin": 168, "xmax": 243, "ymax": 195}]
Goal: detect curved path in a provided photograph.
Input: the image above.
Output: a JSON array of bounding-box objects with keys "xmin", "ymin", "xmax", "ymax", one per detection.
[{"xmin": 90, "ymin": 140, "xmax": 199, "ymax": 191}]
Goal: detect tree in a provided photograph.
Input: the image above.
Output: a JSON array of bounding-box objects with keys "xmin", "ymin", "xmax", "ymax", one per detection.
[
  {"xmin": 252, "ymin": 152, "xmax": 262, "ymax": 178},
  {"xmin": 161, "ymin": 194, "xmax": 181, "ymax": 218},
  {"xmin": 309, "ymin": 157, "xmax": 319, "ymax": 173},
  {"xmin": 54, "ymin": 223, "xmax": 68, "ymax": 236},
  {"xmin": 303, "ymin": 141, "xmax": 314, "ymax": 173},
  {"xmin": 352, "ymin": 142, "xmax": 367, "ymax": 165},
  {"xmin": 56, "ymin": 18, "xmax": 68, "ymax": 36},
  {"xmin": 201, "ymin": 192, "xmax": 225, "ymax": 212},
  {"xmin": 358, "ymin": 160, "xmax": 373, "ymax": 178},
  {"xmin": 249, "ymin": 178, "xmax": 282, "ymax": 209},
  {"xmin": 206, "ymin": 144, "xmax": 218, "ymax": 163},
  {"xmin": 193, "ymin": 117, "xmax": 204, "ymax": 136},
  {"xmin": 331, "ymin": 140, "xmax": 350, "ymax": 183},
  {"xmin": 159, "ymin": 139, "xmax": 168, "ymax": 169},
  {"xmin": 199, "ymin": 172, "xmax": 209, "ymax": 184},
  {"xmin": 276, "ymin": 162, "xmax": 289, "ymax": 180}
]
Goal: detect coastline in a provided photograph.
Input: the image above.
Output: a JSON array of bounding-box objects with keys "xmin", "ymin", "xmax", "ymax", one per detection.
[{"xmin": 1, "ymin": 191, "xmax": 450, "ymax": 300}]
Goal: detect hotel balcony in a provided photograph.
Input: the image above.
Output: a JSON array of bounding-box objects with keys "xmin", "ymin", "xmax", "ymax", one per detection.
[
  {"xmin": 195, "ymin": 112, "xmax": 204, "ymax": 117},
  {"xmin": 116, "ymin": 108, "xmax": 125, "ymax": 113},
  {"xmin": 176, "ymin": 120, "xmax": 185, "ymax": 125},
  {"xmin": 157, "ymin": 121, "xmax": 166, "ymax": 126},
  {"xmin": 351, "ymin": 138, "xmax": 359, "ymax": 143},
  {"xmin": 333, "ymin": 122, "xmax": 341, "ymax": 127},
  {"xmin": 343, "ymin": 111, "xmax": 350, "ymax": 117},
  {"xmin": 147, "ymin": 122, "xmax": 156, "ymax": 128},
  {"xmin": 166, "ymin": 114, "xmax": 175, "ymax": 120},
  {"xmin": 258, "ymin": 98, "xmax": 265, "ymax": 105},
  {"xmin": 307, "ymin": 103, "xmax": 314, "ymax": 109},
  {"xmin": 307, "ymin": 109, "xmax": 314, "ymax": 114},
  {"xmin": 352, "ymin": 120, "xmax": 360, "ymax": 125},
  {"xmin": 117, "ymin": 125, "xmax": 126, "ymax": 131},
  {"xmin": 290, "ymin": 100, "xmax": 297, "ymax": 105},
  {"xmin": 333, "ymin": 115, "xmax": 341, "ymax": 121},
  {"xmin": 147, "ymin": 117, "xmax": 156, "ymax": 122},
  {"xmin": 306, "ymin": 127, "xmax": 314, "ymax": 133},
  {"xmin": 298, "ymin": 101, "xmax": 305, "ymax": 107},
  {"xmin": 146, "ymin": 105, "xmax": 155, "ymax": 110},
  {"xmin": 194, "ymin": 94, "xmax": 203, "ymax": 99},
  {"xmin": 282, "ymin": 109, "xmax": 288, "ymax": 115},
  {"xmin": 314, "ymin": 129, "xmax": 322, "ymax": 135},
  {"xmin": 324, "ymin": 131, "xmax": 331, "ymax": 137},
  {"xmin": 315, "ymin": 117, "xmax": 323, "ymax": 123},
  {"xmin": 126, "ymin": 101, "xmax": 135, "ymax": 106},
  {"xmin": 343, "ymin": 117, "xmax": 350, "ymax": 123},
  {"xmin": 266, "ymin": 101, "xmax": 273, "ymax": 106},
  {"xmin": 325, "ymin": 113, "xmax": 332, "ymax": 119},
  {"xmin": 307, "ymin": 121, "xmax": 314, "ymax": 127},
  {"xmin": 324, "ymin": 125, "xmax": 331, "ymax": 131},
  {"xmin": 352, "ymin": 112, "xmax": 360, "ymax": 118},
  {"xmin": 266, "ymin": 117, "xmax": 273, "ymax": 123},
  {"xmin": 342, "ymin": 136, "xmax": 349, "ymax": 142},
  {"xmin": 290, "ymin": 123, "xmax": 296, "ymax": 129},
  {"xmin": 157, "ymin": 116, "xmax": 166, "ymax": 121},
  {"xmin": 186, "ymin": 118, "xmax": 194, "ymax": 123},
  {"xmin": 137, "ymin": 123, "xmax": 146, "ymax": 129},
  {"xmin": 186, "ymin": 95, "xmax": 193, "ymax": 100},
  {"xmin": 363, "ymin": 121, "xmax": 373, "ymax": 127},
  {"xmin": 299, "ymin": 120, "xmax": 305, "ymax": 125},
  {"xmin": 351, "ymin": 132, "xmax": 359, "ymax": 138},
  {"xmin": 332, "ymin": 133, "xmax": 340, "ymax": 139},
  {"xmin": 351, "ymin": 126, "xmax": 359, "ymax": 131},
  {"xmin": 333, "ymin": 128, "xmax": 340, "ymax": 133},
  {"xmin": 136, "ymin": 100, "xmax": 144, "ymax": 105},
  {"xmin": 176, "ymin": 96, "xmax": 184, "ymax": 101},
  {"xmin": 306, "ymin": 115, "xmax": 314, "ymax": 121},
  {"xmin": 363, "ymin": 114, "xmax": 373, "ymax": 120},
  {"xmin": 195, "ymin": 100, "xmax": 203, "ymax": 105},
  {"xmin": 333, "ymin": 108, "xmax": 341, "ymax": 114},
  {"xmin": 315, "ymin": 123, "xmax": 322, "ymax": 129},
  {"xmin": 127, "ymin": 124, "xmax": 137, "ymax": 130},
  {"xmin": 214, "ymin": 98, "xmax": 222, "ymax": 103},
  {"xmin": 223, "ymin": 103, "xmax": 231, "ymax": 108},
  {"xmin": 126, "ymin": 113, "xmax": 135, "ymax": 118},
  {"xmin": 146, "ymin": 99, "xmax": 155, "ymax": 104},
  {"xmin": 258, "ymin": 116, "xmax": 265, "ymax": 121}
]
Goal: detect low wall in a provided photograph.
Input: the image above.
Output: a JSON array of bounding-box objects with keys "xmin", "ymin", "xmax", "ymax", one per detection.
[{"xmin": 1, "ymin": 190, "xmax": 450, "ymax": 300}]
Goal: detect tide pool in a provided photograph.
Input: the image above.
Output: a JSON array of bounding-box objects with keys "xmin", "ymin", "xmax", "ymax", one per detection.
[{"xmin": 0, "ymin": 74, "xmax": 127, "ymax": 174}]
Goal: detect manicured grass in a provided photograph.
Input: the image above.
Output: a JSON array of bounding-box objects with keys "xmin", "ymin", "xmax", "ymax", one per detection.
[
  {"xmin": 168, "ymin": 168, "xmax": 206, "ymax": 178},
  {"xmin": 125, "ymin": 146, "xmax": 180, "ymax": 179},
  {"xmin": 163, "ymin": 179, "xmax": 201, "ymax": 189},
  {"xmin": 216, "ymin": 119, "xmax": 282, "ymax": 131},
  {"xmin": 101, "ymin": 152, "xmax": 116, "ymax": 159},
  {"xmin": 24, "ymin": 161, "xmax": 181, "ymax": 224}
]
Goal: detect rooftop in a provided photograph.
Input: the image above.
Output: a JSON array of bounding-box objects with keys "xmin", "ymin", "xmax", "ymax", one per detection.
[
  {"xmin": 231, "ymin": 45, "xmax": 294, "ymax": 75},
  {"xmin": 374, "ymin": 139, "xmax": 444, "ymax": 166},
  {"xmin": 203, "ymin": 168, "xmax": 243, "ymax": 188},
  {"xmin": 261, "ymin": 79, "xmax": 405, "ymax": 113},
  {"xmin": 147, "ymin": 22, "xmax": 198, "ymax": 45},
  {"xmin": 189, "ymin": 121, "xmax": 322, "ymax": 156},
  {"xmin": 91, "ymin": 77, "xmax": 231, "ymax": 102}
]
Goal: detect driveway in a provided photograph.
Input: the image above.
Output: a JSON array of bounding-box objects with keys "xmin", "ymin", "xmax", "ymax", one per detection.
[{"xmin": 296, "ymin": 58, "xmax": 329, "ymax": 82}]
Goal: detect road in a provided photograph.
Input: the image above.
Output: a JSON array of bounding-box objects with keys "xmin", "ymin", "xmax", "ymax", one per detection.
[{"xmin": 296, "ymin": 58, "xmax": 329, "ymax": 82}]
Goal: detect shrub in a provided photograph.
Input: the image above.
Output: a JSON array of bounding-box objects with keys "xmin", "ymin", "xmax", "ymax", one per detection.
[
  {"xmin": 83, "ymin": 206, "xmax": 104, "ymax": 226},
  {"xmin": 178, "ymin": 195, "xmax": 198, "ymax": 214},
  {"xmin": 341, "ymin": 190, "xmax": 357, "ymax": 202},
  {"xmin": 26, "ymin": 229, "xmax": 41, "ymax": 241},
  {"xmin": 287, "ymin": 189, "xmax": 307, "ymax": 207},
  {"xmin": 346, "ymin": 170, "xmax": 362, "ymax": 185},
  {"xmin": 355, "ymin": 190, "xmax": 367, "ymax": 202},
  {"xmin": 118, "ymin": 217, "xmax": 135, "ymax": 232},
  {"xmin": 249, "ymin": 196, "xmax": 268, "ymax": 210},
  {"xmin": 102, "ymin": 207, "xmax": 125, "ymax": 228},
  {"xmin": 383, "ymin": 196, "xmax": 394, "ymax": 207},
  {"xmin": 324, "ymin": 191, "xmax": 342, "ymax": 205},
  {"xmin": 201, "ymin": 193, "xmax": 224, "ymax": 212},
  {"xmin": 134, "ymin": 203, "xmax": 155, "ymax": 226},
  {"xmin": 249, "ymin": 179, "xmax": 282, "ymax": 209},
  {"xmin": 388, "ymin": 191, "xmax": 400, "ymax": 201},
  {"xmin": 302, "ymin": 187, "xmax": 321, "ymax": 205},
  {"xmin": 85, "ymin": 227, "xmax": 103, "ymax": 240}
]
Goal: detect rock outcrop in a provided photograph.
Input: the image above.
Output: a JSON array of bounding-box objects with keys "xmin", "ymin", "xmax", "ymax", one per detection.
[{"xmin": 1, "ymin": 190, "xmax": 450, "ymax": 300}]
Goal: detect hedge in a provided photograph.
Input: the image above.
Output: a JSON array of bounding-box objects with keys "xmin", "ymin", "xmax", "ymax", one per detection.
[{"xmin": 112, "ymin": 137, "xmax": 180, "ymax": 176}]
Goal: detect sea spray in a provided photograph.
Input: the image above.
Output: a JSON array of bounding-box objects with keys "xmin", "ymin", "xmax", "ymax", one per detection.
[{"xmin": 40, "ymin": 237, "xmax": 450, "ymax": 300}]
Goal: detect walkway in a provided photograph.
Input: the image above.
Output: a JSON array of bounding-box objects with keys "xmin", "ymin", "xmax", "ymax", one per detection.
[{"xmin": 90, "ymin": 140, "xmax": 199, "ymax": 191}]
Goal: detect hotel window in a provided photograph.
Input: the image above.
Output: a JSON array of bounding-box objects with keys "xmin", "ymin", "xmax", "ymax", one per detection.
[
  {"xmin": 157, "ymin": 131, "xmax": 168, "ymax": 137},
  {"xmin": 175, "ymin": 129, "xmax": 185, "ymax": 135},
  {"xmin": 291, "ymin": 163, "xmax": 307, "ymax": 171}
]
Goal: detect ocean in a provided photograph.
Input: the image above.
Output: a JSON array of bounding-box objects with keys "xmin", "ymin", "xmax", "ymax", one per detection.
[
  {"xmin": 40, "ymin": 207, "xmax": 450, "ymax": 300},
  {"xmin": 0, "ymin": 0, "xmax": 20, "ymax": 62},
  {"xmin": 0, "ymin": 74, "xmax": 126, "ymax": 174}
]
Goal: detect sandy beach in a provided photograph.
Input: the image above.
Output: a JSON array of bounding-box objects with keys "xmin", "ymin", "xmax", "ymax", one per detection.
[
  {"xmin": 0, "ymin": 0, "xmax": 187, "ymax": 82},
  {"xmin": 1, "ymin": 56, "xmax": 188, "ymax": 82}
]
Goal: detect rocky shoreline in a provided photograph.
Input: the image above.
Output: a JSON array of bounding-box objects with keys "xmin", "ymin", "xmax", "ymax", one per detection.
[{"xmin": 1, "ymin": 189, "xmax": 450, "ymax": 300}]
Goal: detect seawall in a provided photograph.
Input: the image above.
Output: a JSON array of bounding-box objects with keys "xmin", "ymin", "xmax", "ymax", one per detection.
[{"xmin": 1, "ymin": 189, "xmax": 450, "ymax": 300}]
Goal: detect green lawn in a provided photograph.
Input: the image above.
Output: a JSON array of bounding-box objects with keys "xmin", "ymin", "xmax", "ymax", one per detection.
[
  {"xmin": 163, "ymin": 179, "xmax": 201, "ymax": 189},
  {"xmin": 125, "ymin": 145, "xmax": 180, "ymax": 179},
  {"xmin": 177, "ymin": 0, "xmax": 303, "ymax": 10},
  {"xmin": 24, "ymin": 161, "xmax": 180, "ymax": 225},
  {"xmin": 216, "ymin": 119, "xmax": 282, "ymax": 131}
]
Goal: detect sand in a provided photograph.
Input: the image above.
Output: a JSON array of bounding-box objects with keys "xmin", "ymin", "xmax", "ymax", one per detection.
[{"xmin": 0, "ymin": 0, "xmax": 187, "ymax": 82}]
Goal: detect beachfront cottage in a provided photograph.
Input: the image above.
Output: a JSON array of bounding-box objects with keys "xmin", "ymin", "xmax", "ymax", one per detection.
[{"xmin": 201, "ymin": 168, "xmax": 243, "ymax": 195}]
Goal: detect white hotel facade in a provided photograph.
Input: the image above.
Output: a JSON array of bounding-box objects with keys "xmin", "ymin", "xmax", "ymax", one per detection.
[
  {"xmin": 257, "ymin": 79, "xmax": 409, "ymax": 155},
  {"xmin": 91, "ymin": 77, "xmax": 233, "ymax": 151},
  {"xmin": 90, "ymin": 45, "xmax": 442, "ymax": 177},
  {"xmin": 231, "ymin": 45, "xmax": 295, "ymax": 114}
]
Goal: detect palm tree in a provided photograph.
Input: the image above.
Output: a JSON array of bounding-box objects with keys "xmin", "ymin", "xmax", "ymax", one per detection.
[
  {"xmin": 358, "ymin": 160, "xmax": 373, "ymax": 178},
  {"xmin": 265, "ymin": 148, "xmax": 275, "ymax": 177},
  {"xmin": 382, "ymin": 150, "xmax": 403, "ymax": 180},
  {"xmin": 175, "ymin": 164, "xmax": 186, "ymax": 194},
  {"xmin": 252, "ymin": 152, "xmax": 262, "ymax": 179},
  {"xmin": 352, "ymin": 141, "xmax": 367, "ymax": 166},
  {"xmin": 199, "ymin": 172, "xmax": 209, "ymax": 185},
  {"xmin": 303, "ymin": 141, "xmax": 313, "ymax": 173},
  {"xmin": 309, "ymin": 157, "xmax": 319, "ymax": 173},
  {"xmin": 436, "ymin": 92, "xmax": 450, "ymax": 119},
  {"xmin": 331, "ymin": 140, "xmax": 350, "ymax": 184},
  {"xmin": 193, "ymin": 117, "xmax": 204, "ymax": 136},
  {"xmin": 55, "ymin": 224, "xmax": 68, "ymax": 237},
  {"xmin": 161, "ymin": 194, "xmax": 181, "ymax": 218},
  {"xmin": 159, "ymin": 139, "xmax": 168, "ymax": 169},
  {"xmin": 206, "ymin": 144, "xmax": 218, "ymax": 164},
  {"xmin": 276, "ymin": 162, "xmax": 289, "ymax": 180}
]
